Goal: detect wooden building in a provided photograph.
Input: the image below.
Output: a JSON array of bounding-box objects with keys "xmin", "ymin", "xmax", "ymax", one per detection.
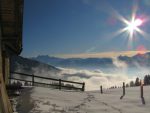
[{"xmin": 0, "ymin": 0, "xmax": 24, "ymax": 112}]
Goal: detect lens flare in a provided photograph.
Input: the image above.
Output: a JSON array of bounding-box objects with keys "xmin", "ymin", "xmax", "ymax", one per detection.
[
  {"xmin": 127, "ymin": 18, "xmax": 143, "ymax": 32},
  {"xmin": 103, "ymin": 0, "xmax": 150, "ymax": 49},
  {"xmin": 134, "ymin": 19, "xmax": 143, "ymax": 26},
  {"xmin": 109, "ymin": 6, "xmax": 149, "ymax": 48},
  {"xmin": 125, "ymin": 18, "xmax": 143, "ymax": 40},
  {"xmin": 95, "ymin": 2, "xmax": 150, "ymax": 51}
]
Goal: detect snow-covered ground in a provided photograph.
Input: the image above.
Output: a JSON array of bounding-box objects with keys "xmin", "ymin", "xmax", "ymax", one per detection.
[{"xmin": 14, "ymin": 86, "xmax": 150, "ymax": 113}]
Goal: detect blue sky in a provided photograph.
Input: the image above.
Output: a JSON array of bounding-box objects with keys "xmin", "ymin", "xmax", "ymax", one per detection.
[{"xmin": 22, "ymin": 0, "xmax": 150, "ymax": 57}]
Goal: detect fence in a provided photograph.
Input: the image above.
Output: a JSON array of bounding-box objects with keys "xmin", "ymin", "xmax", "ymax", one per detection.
[
  {"xmin": 9, "ymin": 72, "xmax": 85, "ymax": 91},
  {"xmin": 100, "ymin": 82, "xmax": 146, "ymax": 105}
]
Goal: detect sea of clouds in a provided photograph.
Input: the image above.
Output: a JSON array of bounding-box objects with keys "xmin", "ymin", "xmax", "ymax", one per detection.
[
  {"xmin": 58, "ymin": 67, "xmax": 135, "ymax": 91},
  {"xmin": 29, "ymin": 66, "xmax": 136, "ymax": 91},
  {"xmin": 13, "ymin": 57, "xmax": 150, "ymax": 91}
]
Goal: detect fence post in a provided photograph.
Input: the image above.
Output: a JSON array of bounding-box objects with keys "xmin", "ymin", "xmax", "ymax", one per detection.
[
  {"xmin": 32, "ymin": 74, "xmax": 34, "ymax": 86},
  {"xmin": 120, "ymin": 82, "xmax": 125, "ymax": 99},
  {"xmin": 82, "ymin": 82, "xmax": 85, "ymax": 91},
  {"xmin": 59, "ymin": 79, "xmax": 61, "ymax": 90},
  {"xmin": 123, "ymin": 82, "xmax": 125, "ymax": 95},
  {"xmin": 140, "ymin": 80, "xmax": 145, "ymax": 104},
  {"xmin": 141, "ymin": 82, "xmax": 143, "ymax": 98},
  {"xmin": 100, "ymin": 85, "xmax": 103, "ymax": 94}
]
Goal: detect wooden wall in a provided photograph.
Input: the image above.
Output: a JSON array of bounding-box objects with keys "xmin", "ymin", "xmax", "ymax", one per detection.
[
  {"xmin": 0, "ymin": 39, "xmax": 13, "ymax": 113},
  {"xmin": 0, "ymin": 0, "xmax": 23, "ymax": 112}
]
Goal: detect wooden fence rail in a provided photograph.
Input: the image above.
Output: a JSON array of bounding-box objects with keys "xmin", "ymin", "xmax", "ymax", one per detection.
[{"xmin": 10, "ymin": 72, "xmax": 85, "ymax": 91}]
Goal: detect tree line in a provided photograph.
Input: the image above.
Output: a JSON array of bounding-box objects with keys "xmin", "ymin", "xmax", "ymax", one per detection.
[
  {"xmin": 109, "ymin": 75, "xmax": 150, "ymax": 89},
  {"xmin": 129, "ymin": 75, "xmax": 150, "ymax": 87}
]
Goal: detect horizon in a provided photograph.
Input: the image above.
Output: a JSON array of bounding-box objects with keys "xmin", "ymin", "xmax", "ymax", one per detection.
[{"xmin": 24, "ymin": 50, "xmax": 150, "ymax": 59}]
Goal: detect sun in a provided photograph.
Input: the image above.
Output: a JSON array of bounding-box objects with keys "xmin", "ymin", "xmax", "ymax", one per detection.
[
  {"xmin": 125, "ymin": 18, "xmax": 143, "ymax": 36},
  {"xmin": 111, "ymin": 13, "xmax": 148, "ymax": 48},
  {"xmin": 107, "ymin": 3, "xmax": 149, "ymax": 49}
]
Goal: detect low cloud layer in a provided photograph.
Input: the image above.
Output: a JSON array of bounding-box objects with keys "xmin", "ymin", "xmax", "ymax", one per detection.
[
  {"xmin": 58, "ymin": 67, "xmax": 134, "ymax": 91},
  {"xmin": 12, "ymin": 55, "xmax": 150, "ymax": 91},
  {"xmin": 14, "ymin": 65, "xmax": 134, "ymax": 91}
]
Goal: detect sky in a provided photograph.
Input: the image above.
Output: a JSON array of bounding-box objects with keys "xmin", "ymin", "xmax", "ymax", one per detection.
[{"xmin": 22, "ymin": 0, "xmax": 150, "ymax": 58}]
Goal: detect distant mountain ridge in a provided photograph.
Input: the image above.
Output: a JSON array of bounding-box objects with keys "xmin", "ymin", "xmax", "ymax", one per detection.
[
  {"xmin": 31, "ymin": 52, "xmax": 150, "ymax": 69},
  {"xmin": 31, "ymin": 55, "xmax": 116, "ymax": 69},
  {"xmin": 10, "ymin": 55, "xmax": 61, "ymax": 77},
  {"xmin": 118, "ymin": 52, "xmax": 150, "ymax": 67}
]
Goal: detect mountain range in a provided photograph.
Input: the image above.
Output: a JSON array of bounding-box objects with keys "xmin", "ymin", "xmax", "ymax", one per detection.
[
  {"xmin": 31, "ymin": 55, "xmax": 116, "ymax": 70},
  {"xmin": 31, "ymin": 52, "xmax": 150, "ymax": 69},
  {"xmin": 10, "ymin": 52, "xmax": 150, "ymax": 80},
  {"xmin": 118, "ymin": 52, "xmax": 150, "ymax": 68}
]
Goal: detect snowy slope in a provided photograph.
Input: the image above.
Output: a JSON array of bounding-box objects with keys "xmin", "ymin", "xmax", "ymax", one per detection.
[{"xmin": 15, "ymin": 86, "xmax": 150, "ymax": 113}]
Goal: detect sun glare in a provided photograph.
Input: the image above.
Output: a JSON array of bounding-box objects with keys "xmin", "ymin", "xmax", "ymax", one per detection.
[
  {"xmin": 116, "ymin": 13, "xmax": 147, "ymax": 48},
  {"xmin": 102, "ymin": 3, "xmax": 149, "ymax": 49},
  {"xmin": 134, "ymin": 19, "xmax": 142, "ymax": 26},
  {"xmin": 126, "ymin": 18, "xmax": 143, "ymax": 35}
]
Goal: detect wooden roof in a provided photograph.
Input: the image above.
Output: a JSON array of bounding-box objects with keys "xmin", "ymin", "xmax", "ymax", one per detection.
[{"xmin": 0, "ymin": 0, "xmax": 24, "ymax": 55}]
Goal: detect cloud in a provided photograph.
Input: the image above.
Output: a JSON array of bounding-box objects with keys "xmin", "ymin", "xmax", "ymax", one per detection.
[
  {"xmin": 59, "ymin": 67, "xmax": 133, "ymax": 91},
  {"xmin": 12, "ymin": 64, "xmax": 135, "ymax": 91},
  {"xmin": 85, "ymin": 47, "xmax": 96, "ymax": 53},
  {"xmin": 113, "ymin": 57, "xmax": 127, "ymax": 73}
]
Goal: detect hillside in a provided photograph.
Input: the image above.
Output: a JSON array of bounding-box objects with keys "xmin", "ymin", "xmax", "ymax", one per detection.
[
  {"xmin": 10, "ymin": 55, "xmax": 61, "ymax": 78},
  {"xmin": 13, "ymin": 86, "xmax": 150, "ymax": 113}
]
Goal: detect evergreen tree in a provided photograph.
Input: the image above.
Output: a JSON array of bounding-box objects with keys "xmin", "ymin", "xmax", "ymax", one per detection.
[
  {"xmin": 144, "ymin": 75, "xmax": 150, "ymax": 85},
  {"xmin": 144, "ymin": 75, "xmax": 148, "ymax": 85},
  {"xmin": 126, "ymin": 84, "xmax": 129, "ymax": 87},
  {"xmin": 148, "ymin": 75, "xmax": 150, "ymax": 85},
  {"xmin": 135, "ymin": 77, "xmax": 140, "ymax": 86},
  {"xmin": 130, "ymin": 81, "xmax": 135, "ymax": 87}
]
